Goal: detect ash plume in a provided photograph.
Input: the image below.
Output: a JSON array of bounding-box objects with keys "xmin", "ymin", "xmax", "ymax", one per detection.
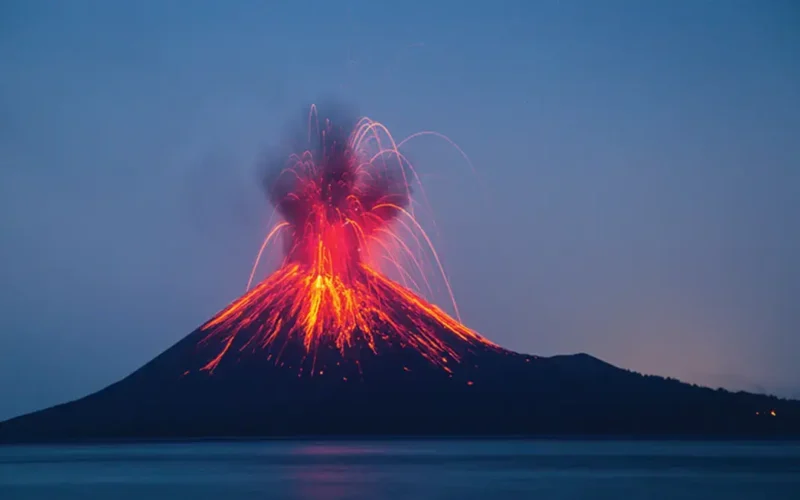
[{"xmin": 261, "ymin": 103, "xmax": 413, "ymax": 265}]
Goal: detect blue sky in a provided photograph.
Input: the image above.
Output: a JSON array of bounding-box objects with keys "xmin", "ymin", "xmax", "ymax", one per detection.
[{"xmin": 1, "ymin": 0, "xmax": 798, "ymax": 419}]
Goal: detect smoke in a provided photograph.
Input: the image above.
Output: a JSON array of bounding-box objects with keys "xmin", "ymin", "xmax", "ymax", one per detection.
[{"xmin": 260, "ymin": 103, "xmax": 413, "ymax": 262}]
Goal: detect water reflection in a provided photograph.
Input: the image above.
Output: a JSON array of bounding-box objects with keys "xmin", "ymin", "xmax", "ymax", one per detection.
[
  {"xmin": 291, "ymin": 443, "xmax": 386, "ymax": 456},
  {"xmin": 288, "ymin": 444, "xmax": 377, "ymax": 499},
  {"xmin": 1, "ymin": 441, "xmax": 798, "ymax": 500}
]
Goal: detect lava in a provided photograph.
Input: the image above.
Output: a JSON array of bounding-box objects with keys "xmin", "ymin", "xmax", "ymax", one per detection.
[{"xmin": 197, "ymin": 105, "xmax": 496, "ymax": 373}]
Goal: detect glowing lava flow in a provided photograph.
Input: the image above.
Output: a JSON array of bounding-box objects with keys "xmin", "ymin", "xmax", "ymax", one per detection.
[{"xmin": 198, "ymin": 106, "xmax": 496, "ymax": 373}]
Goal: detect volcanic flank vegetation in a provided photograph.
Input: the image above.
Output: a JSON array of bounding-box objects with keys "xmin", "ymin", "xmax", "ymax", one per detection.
[{"xmin": 1, "ymin": 107, "xmax": 798, "ymax": 443}]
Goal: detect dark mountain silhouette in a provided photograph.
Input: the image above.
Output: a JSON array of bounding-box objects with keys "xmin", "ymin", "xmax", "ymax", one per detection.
[{"xmin": 1, "ymin": 312, "xmax": 798, "ymax": 443}]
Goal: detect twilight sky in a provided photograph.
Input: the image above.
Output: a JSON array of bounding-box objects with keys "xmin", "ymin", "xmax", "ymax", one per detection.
[{"xmin": 1, "ymin": 1, "xmax": 798, "ymax": 420}]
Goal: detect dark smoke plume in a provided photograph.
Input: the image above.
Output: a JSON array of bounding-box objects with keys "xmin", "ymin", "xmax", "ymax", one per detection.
[{"xmin": 261, "ymin": 103, "xmax": 413, "ymax": 262}]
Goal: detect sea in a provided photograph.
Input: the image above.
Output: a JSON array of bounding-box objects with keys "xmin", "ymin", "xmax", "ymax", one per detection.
[{"xmin": 1, "ymin": 440, "xmax": 798, "ymax": 499}]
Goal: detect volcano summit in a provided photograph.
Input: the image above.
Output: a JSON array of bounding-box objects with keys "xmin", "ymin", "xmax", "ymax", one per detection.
[{"xmin": 1, "ymin": 108, "xmax": 798, "ymax": 442}]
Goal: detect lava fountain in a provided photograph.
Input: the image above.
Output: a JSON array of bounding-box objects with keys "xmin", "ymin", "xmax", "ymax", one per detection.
[{"xmin": 197, "ymin": 105, "xmax": 497, "ymax": 374}]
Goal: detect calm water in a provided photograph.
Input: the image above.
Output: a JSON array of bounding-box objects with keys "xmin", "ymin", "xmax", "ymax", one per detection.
[{"xmin": 1, "ymin": 440, "xmax": 798, "ymax": 499}]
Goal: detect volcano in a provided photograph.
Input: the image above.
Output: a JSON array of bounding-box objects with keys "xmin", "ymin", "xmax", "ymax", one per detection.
[{"xmin": 2, "ymin": 108, "xmax": 798, "ymax": 443}]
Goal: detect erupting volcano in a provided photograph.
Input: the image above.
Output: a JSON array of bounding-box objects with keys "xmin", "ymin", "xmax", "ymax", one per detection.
[
  {"xmin": 2, "ymin": 105, "xmax": 798, "ymax": 443},
  {"xmin": 195, "ymin": 106, "xmax": 497, "ymax": 376}
]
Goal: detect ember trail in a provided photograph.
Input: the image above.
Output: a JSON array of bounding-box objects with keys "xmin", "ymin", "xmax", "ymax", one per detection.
[{"xmin": 198, "ymin": 105, "xmax": 496, "ymax": 374}]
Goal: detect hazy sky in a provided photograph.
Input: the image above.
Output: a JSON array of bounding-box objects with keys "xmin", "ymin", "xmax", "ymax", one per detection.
[{"xmin": 1, "ymin": 1, "xmax": 798, "ymax": 420}]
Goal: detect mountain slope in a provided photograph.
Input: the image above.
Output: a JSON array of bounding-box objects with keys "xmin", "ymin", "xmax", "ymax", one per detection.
[{"xmin": 1, "ymin": 321, "xmax": 798, "ymax": 442}]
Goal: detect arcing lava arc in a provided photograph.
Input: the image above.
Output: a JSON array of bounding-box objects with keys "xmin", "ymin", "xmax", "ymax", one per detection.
[{"xmin": 195, "ymin": 105, "xmax": 498, "ymax": 376}]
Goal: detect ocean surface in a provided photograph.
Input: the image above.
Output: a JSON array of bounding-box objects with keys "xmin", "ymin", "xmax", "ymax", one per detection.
[{"xmin": 1, "ymin": 440, "xmax": 798, "ymax": 499}]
